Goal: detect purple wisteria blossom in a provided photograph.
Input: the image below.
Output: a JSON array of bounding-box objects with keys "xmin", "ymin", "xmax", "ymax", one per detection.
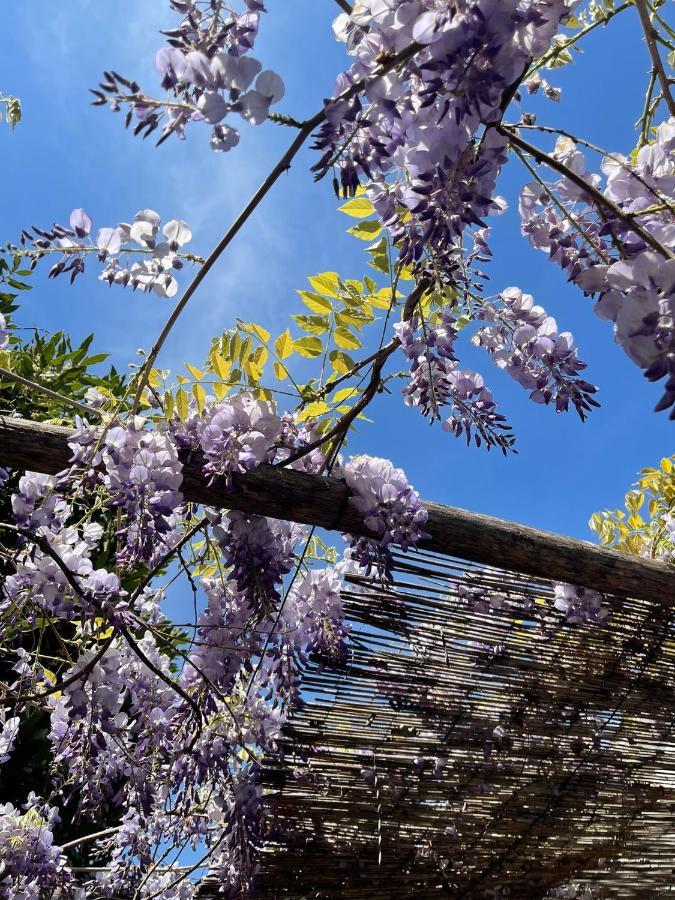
[
  {"xmin": 0, "ymin": 795, "xmax": 72, "ymax": 898},
  {"xmin": 341, "ymin": 454, "xmax": 429, "ymax": 580},
  {"xmin": 0, "ymin": 313, "xmax": 8, "ymax": 349},
  {"xmin": 199, "ymin": 393, "xmax": 281, "ymax": 486},
  {"xmin": 519, "ymin": 121, "xmax": 675, "ymax": 413},
  {"xmin": 314, "ymin": 0, "xmax": 576, "ymax": 279},
  {"xmin": 553, "ymin": 582, "xmax": 611, "ymax": 625},
  {"xmin": 472, "ymin": 287, "xmax": 599, "ymax": 418},
  {"xmin": 92, "ymin": 1, "xmax": 284, "ymax": 150},
  {"xmin": 395, "ymin": 313, "xmax": 515, "ymax": 452},
  {"xmin": 9, "ymin": 207, "xmax": 194, "ymax": 297}
]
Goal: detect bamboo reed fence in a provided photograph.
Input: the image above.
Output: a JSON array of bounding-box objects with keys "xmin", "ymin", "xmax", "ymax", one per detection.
[{"xmin": 245, "ymin": 549, "xmax": 675, "ymax": 898}]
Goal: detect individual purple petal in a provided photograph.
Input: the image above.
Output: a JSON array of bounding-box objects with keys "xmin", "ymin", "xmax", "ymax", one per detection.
[
  {"xmin": 255, "ymin": 70, "xmax": 284, "ymax": 104},
  {"xmin": 69, "ymin": 208, "xmax": 92, "ymax": 239},
  {"xmin": 96, "ymin": 227, "xmax": 122, "ymax": 255}
]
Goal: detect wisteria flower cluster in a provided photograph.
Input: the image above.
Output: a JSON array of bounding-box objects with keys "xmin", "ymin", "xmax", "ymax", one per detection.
[
  {"xmin": 519, "ymin": 121, "xmax": 675, "ymax": 412},
  {"xmin": 553, "ymin": 581, "xmax": 611, "ymax": 625},
  {"xmin": 395, "ymin": 313, "xmax": 515, "ymax": 452},
  {"xmin": 0, "ymin": 795, "xmax": 73, "ymax": 899},
  {"xmin": 0, "ymin": 312, "xmax": 7, "ymax": 349},
  {"xmin": 473, "ymin": 286, "xmax": 599, "ymax": 418},
  {"xmin": 341, "ymin": 453, "xmax": 429, "ymax": 580},
  {"xmin": 92, "ymin": 1, "xmax": 284, "ymax": 151},
  {"xmin": 8, "ymin": 207, "xmax": 195, "ymax": 297},
  {"xmin": 314, "ymin": 0, "xmax": 576, "ymax": 280}
]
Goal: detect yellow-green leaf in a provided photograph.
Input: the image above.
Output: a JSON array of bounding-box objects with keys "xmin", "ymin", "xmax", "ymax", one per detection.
[
  {"xmin": 332, "ymin": 387, "xmax": 359, "ymax": 404},
  {"xmin": 347, "ymin": 219, "xmax": 382, "ymax": 240},
  {"xmin": 175, "ymin": 387, "xmax": 189, "ymax": 422},
  {"xmin": 240, "ymin": 321, "xmax": 271, "ymax": 343},
  {"xmin": 298, "ymin": 290, "xmax": 332, "ymax": 314},
  {"xmin": 212, "ymin": 352, "xmax": 231, "ymax": 379},
  {"xmin": 185, "ymin": 362, "xmax": 204, "ymax": 381},
  {"xmin": 163, "ymin": 390, "xmax": 175, "ymax": 420},
  {"xmin": 308, "ymin": 272, "xmax": 340, "ymax": 298},
  {"xmin": 273, "ymin": 361, "xmax": 287, "ymax": 381},
  {"xmin": 192, "ymin": 383, "xmax": 206, "ymax": 415},
  {"xmin": 294, "ymin": 336, "xmax": 323, "ymax": 358},
  {"xmin": 297, "ymin": 400, "xmax": 332, "ymax": 421},
  {"xmin": 292, "ymin": 314, "xmax": 330, "ymax": 335},
  {"xmin": 338, "ymin": 197, "xmax": 375, "ymax": 218},
  {"xmin": 334, "ymin": 326, "xmax": 361, "ymax": 350},
  {"xmin": 329, "ymin": 350, "xmax": 355, "ymax": 374},
  {"xmin": 274, "ymin": 329, "xmax": 294, "ymax": 360}
]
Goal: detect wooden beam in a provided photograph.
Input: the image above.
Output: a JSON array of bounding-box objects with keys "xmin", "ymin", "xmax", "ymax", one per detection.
[{"xmin": 1, "ymin": 415, "xmax": 674, "ymax": 604}]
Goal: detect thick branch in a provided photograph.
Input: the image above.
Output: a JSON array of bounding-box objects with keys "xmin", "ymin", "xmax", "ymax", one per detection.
[
  {"xmin": 634, "ymin": 0, "xmax": 675, "ymax": 117},
  {"xmin": 1, "ymin": 415, "xmax": 674, "ymax": 605},
  {"xmin": 500, "ymin": 125, "xmax": 674, "ymax": 259}
]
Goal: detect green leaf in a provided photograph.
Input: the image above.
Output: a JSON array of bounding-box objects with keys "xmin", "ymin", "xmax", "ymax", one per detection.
[
  {"xmin": 274, "ymin": 329, "xmax": 294, "ymax": 360},
  {"xmin": 211, "ymin": 352, "xmax": 231, "ymax": 379},
  {"xmin": 334, "ymin": 326, "xmax": 361, "ymax": 350},
  {"xmin": 240, "ymin": 321, "xmax": 271, "ymax": 343},
  {"xmin": 192, "ymin": 382, "xmax": 206, "ymax": 415},
  {"xmin": 367, "ymin": 236, "xmax": 389, "ymax": 274},
  {"xmin": 329, "ymin": 350, "xmax": 355, "ymax": 374},
  {"xmin": 338, "ymin": 197, "xmax": 375, "ymax": 218},
  {"xmin": 332, "ymin": 387, "xmax": 359, "ymax": 404},
  {"xmin": 292, "ymin": 314, "xmax": 330, "ymax": 335},
  {"xmin": 175, "ymin": 387, "xmax": 189, "ymax": 422},
  {"xmin": 297, "ymin": 290, "xmax": 332, "ymax": 314},
  {"xmin": 273, "ymin": 361, "xmax": 287, "ymax": 381},
  {"xmin": 185, "ymin": 362, "xmax": 204, "ymax": 381},
  {"xmin": 297, "ymin": 400, "xmax": 331, "ymax": 421},
  {"xmin": 293, "ymin": 336, "xmax": 323, "ymax": 358},
  {"xmin": 308, "ymin": 273, "xmax": 340, "ymax": 298},
  {"xmin": 347, "ymin": 219, "xmax": 382, "ymax": 240},
  {"xmin": 335, "ymin": 308, "xmax": 373, "ymax": 329}
]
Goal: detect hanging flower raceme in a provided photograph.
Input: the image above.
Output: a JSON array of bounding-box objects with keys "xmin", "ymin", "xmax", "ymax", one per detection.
[
  {"xmin": 314, "ymin": 0, "xmax": 577, "ymax": 280},
  {"xmin": 0, "ymin": 312, "xmax": 7, "ymax": 348},
  {"xmin": 341, "ymin": 454, "xmax": 429, "ymax": 581},
  {"xmin": 92, "ymin": 1, "xmax": 284, "ymax": 150},
  {"xmin": 8, "ymin": 207, "xmax": 195, "ymax": 297},
  {"xmin": 395, "ymin": 313, "xmax": 515, "ymax": 452},
  {"xmin": 472, "ymin": 287, "xmax": 598, "ymax": 418},
  {"xmin": 211, "ymin": 510, "xmax": 306, "ymax": 614},
  {"xmin": 518, "ymin": 122, "xmax": 675, "ymax": 412}
]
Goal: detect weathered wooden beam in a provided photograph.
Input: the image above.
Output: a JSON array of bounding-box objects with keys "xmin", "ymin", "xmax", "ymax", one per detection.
[{"xmin": 1, "ymin": 415, "xmax": 674, "ymax": 604}]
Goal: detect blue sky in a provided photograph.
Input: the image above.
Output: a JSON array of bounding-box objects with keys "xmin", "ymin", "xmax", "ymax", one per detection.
[{"xmin": 1, "ymin": 0, "xmax": 673, "ymax": 543}]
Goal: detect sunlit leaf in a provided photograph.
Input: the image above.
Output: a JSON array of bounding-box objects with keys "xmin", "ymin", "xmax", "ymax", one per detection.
[
  {"xmin": 274, "ymin": 329, "xmax": 294, "ymax": 360},
  {"xmin": 175, "ymin": 387, "xmax": 189, "ymax": 422},
  {"xmin": 298, "ymin": 291, "xmax": 332, "ymax": 314},
  {"xmin": 334, "ymin": 326, "xmax": 361, "ymax": 350},
  {"xmin": 294, "ymin": 336, "xmax": 323, "ymax": 358},
  {"xmin": 338, "ymin": 197, "xmax": 375, "ymax": 218},
  {"xmin": 308, "ymin": 272, "xmax": 340, "ymax": 297},
  {"xmin": 185, "ymin": 362, "xmax": 204, "ymax": 381},
  {"xmin": 329, "ymin": 349, "xmax": 355, "ymax": 374},
  {"xmin": 292, "ymin": 314, "xmax": 330, "ymax": 335}
]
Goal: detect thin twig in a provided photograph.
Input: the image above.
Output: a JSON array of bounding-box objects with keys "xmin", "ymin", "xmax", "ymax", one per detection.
[
  {"xmin": 131, "ymin": 38, "xmax": 424, "ymax": 413},
  {"xmin": 500, "ymin": 125, "xmax": 674, "ymax": 259},
  {"xmin": 0, "ymin": 367, "xmax": 100, "ymax": 417},
  {"xmin": 634, "ymin": 0, "xmax": 675, "ymax": 117}
]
